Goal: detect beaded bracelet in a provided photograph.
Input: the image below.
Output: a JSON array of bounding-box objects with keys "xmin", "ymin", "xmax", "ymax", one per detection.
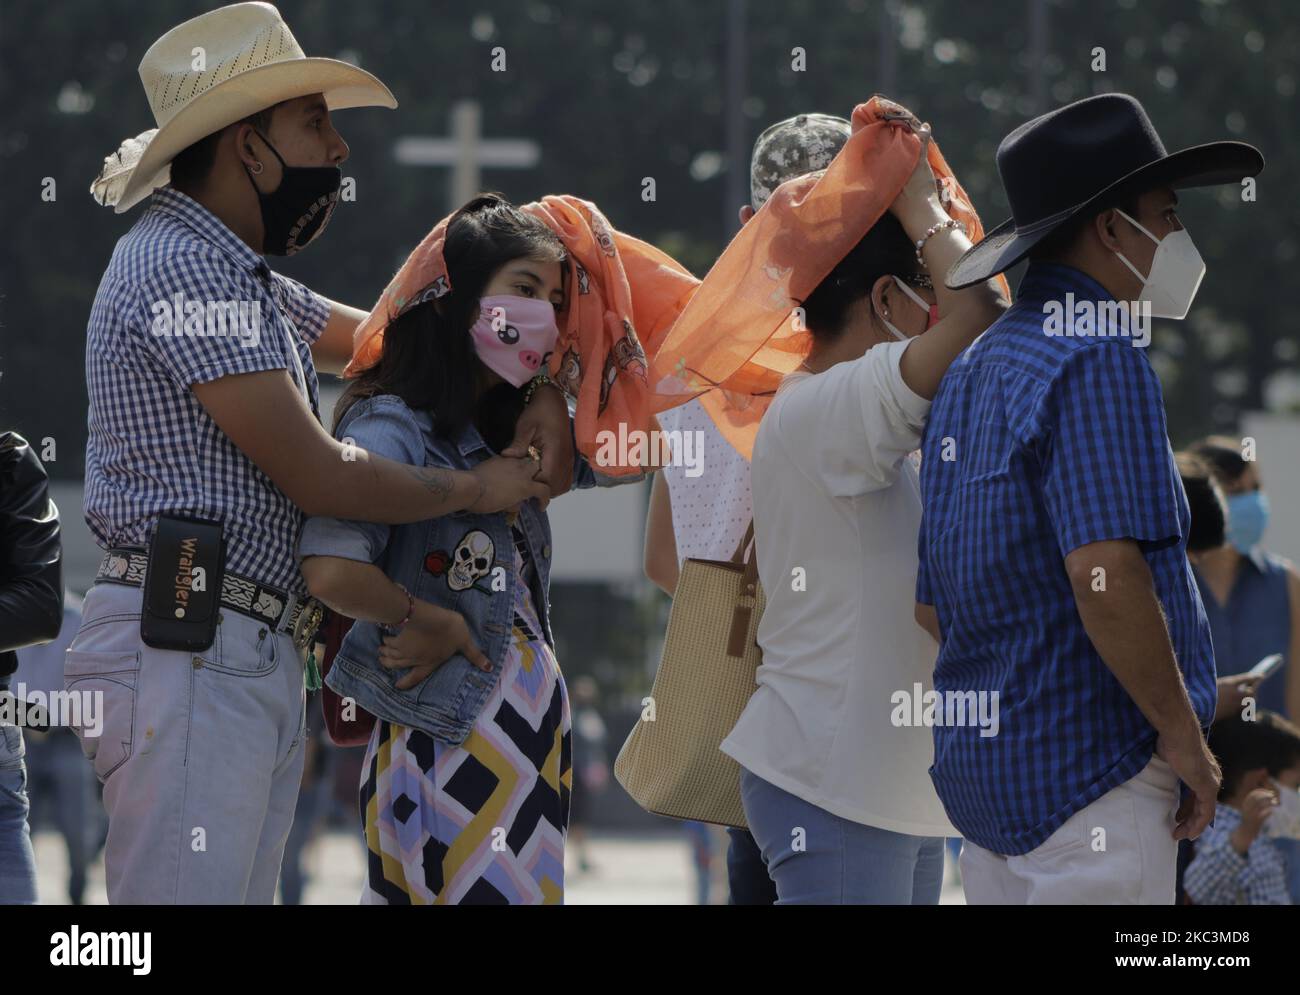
[
  {"xmin": 524, "ymin": 372, "xmax": 560, "ymax": 405},
  {"xmin": 392, "ymin": 582, "xmax": 415, "ymax": 628},
  {"xmin": 915, "ymin": 218, "xmax": 965, "ymax": 267}
]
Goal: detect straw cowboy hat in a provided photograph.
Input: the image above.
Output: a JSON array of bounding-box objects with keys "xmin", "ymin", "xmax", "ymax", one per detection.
[{"xmin": 91, "ymin": 1, "xmax": 396, "ymax": 213}]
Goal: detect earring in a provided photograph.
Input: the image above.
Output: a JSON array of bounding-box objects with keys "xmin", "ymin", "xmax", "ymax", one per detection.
[{"xmin": 249, "ymin": 161, "xmax": 264, "ymax": 175}]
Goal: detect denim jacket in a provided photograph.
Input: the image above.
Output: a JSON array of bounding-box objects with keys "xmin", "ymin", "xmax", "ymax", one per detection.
[{"xmin": 298, "ymin": 393, "xmax": 629, "ymax": 745}]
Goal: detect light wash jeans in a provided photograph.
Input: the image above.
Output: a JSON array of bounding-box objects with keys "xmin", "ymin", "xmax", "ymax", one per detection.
[
  {"xmin": 739, "ymin": 766, "xmax": 945, "ymax": 904},
  {"xmin": 65, "ymin": 582, "xmax": 307, "ymax": 904},
  {"xmin": 0, "ymin": 718, "xmax": 38, "ymax": 904}
]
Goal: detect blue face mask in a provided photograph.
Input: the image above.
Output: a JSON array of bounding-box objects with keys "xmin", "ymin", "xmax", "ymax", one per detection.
[{"xmin": 1226, "ymin": 491, "xmax": 1269, "ymax": 554}]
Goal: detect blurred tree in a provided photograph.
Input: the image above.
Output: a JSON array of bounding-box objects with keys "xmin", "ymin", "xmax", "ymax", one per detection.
[{"xmin": 0, "ymin": 0, "xmax": 1294, "ymax": 473}]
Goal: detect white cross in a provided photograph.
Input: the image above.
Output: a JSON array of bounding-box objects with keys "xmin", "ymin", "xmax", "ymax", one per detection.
[{"xmin": 393, "ymin": 100, "xmax": 540, "ymax": 212}]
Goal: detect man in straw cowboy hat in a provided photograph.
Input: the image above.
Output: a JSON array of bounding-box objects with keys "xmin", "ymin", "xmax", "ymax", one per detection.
[
  {"xmin": 71, "ymin": 2, "xmax": 566, "ymax": 903},
  {"xmin": 913, "ymin": 92, "xmax": 1264, "ymax": 903}
]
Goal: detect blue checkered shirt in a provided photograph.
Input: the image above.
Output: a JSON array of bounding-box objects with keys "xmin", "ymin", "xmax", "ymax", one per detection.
[
  {"xmin": 84, "ymin": 186, "xmax": 330, "ymax": 596},
  {"xmin": 916, "ymin": 262, "xmax": 1217, "ymax": 855}
]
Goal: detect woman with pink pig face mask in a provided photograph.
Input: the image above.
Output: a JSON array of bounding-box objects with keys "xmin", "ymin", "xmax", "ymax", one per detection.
[{"xmin": 298, "ymin": 193, "xmax": 612, "ymax": 904}]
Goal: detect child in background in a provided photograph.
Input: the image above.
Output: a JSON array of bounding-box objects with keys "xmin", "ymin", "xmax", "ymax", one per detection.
[{"xmin": 1184, "ymin": 712, "xmax": 1300, "ymax": 905}]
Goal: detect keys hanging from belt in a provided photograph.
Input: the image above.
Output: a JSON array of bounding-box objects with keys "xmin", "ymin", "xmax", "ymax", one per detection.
[{"xmin": 292, "ymin": 598, "xmax": 326, "ymax": 692}]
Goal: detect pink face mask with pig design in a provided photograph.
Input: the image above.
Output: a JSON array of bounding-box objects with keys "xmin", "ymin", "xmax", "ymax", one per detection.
[{"xmin": 469, "ymin": 295, "xmax": 560, "ymax": 388}]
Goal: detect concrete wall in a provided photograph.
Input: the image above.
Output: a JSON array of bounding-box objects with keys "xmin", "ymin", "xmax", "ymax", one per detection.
[{"xmin": 1240, "ymin": 412, "xmax": 1300, "ymax": 563}]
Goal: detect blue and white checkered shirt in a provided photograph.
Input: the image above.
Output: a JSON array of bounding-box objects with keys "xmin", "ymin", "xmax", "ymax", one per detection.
[
  {"xmin": 84, "ymin": 186, "xmax": 330, "ymax": 596},
  {"xmin": 917, "ymin": 262, "xmax": 1217, "ymax": 856},
  {"xmin": 1184, "ymin": 804, "xmax": 1293, "ymax": 905}
]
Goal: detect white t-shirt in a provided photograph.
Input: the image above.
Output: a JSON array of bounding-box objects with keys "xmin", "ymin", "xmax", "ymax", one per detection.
[
  {"xmin": 720, "ymin": 339, "xmax": 954, "ymax": 838},
  {"xmin": 657, "ymin": 398, "xmax": 752, "ymax": 563}
]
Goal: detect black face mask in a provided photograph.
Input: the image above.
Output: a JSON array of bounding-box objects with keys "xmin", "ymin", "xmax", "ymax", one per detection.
[{"xmin": 246, "ymin": 131, "xmax": 342, "ymax": 256}]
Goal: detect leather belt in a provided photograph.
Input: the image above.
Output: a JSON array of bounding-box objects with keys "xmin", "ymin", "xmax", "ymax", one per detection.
[{"xmin": 96, "ymin": 547, "xmax": 326, "ymax": 649}]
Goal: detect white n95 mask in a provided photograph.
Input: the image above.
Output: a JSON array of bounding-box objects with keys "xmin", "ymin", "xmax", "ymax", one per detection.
[{"xmin": 1112, "ymin": 207, "xmax": 1206, "ymax": 320}]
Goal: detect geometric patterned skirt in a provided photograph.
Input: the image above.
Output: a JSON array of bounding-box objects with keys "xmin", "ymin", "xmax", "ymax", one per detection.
[{"xmin": 358, "ymin": 555, "xmax": 572, "ymax": 905}]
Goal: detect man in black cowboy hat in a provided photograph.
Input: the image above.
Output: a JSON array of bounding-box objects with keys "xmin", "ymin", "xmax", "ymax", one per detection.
[{"xmin": 912, "ymin": 93, "xmax": 1263, "ymax": 904}]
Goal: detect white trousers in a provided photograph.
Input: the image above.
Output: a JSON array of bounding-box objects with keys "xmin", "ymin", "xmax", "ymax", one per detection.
[{"xmin": 960, "ymin": 755, "xmax": 1181, "ymax": 905}]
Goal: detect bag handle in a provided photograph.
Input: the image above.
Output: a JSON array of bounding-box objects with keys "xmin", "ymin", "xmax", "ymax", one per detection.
[
  {"xmin": 729, "ymin": 520, "xmax": 755, "ymax": 564},
  {"xmin": 726, "ymin": 520, "xmax": 759, "ymax": 658}
]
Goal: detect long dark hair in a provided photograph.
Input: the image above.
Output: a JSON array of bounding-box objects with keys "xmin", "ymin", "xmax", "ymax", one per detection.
[{"xmin": 336, "ymin": 193, "xmax": 565, "ymax": 449}]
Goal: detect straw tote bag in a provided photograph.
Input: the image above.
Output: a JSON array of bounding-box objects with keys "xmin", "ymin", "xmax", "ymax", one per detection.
[{"xmin": 615, "ymin": 522, "xmax": 765, "ymax": 829}]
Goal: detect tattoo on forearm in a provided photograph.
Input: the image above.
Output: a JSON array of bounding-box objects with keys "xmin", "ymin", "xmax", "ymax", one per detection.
[{"xmin": 405, "ymin": 464, "xmax": 456, "ymax": 502}]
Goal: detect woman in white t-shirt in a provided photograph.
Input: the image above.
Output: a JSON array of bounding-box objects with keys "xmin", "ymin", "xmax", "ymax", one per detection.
[{"xmin": 720, "ymin": 116, "xmax": 1007, "ymax": 903}]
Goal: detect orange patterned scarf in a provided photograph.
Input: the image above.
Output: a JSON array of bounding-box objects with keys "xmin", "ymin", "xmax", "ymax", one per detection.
[
  {"xmin": 345, "ymin": 195, "xmax": 700, "ymax": 477},
  {"xmin": 648, "ymin": 95, "xmax": 1009, "ymax": 460}
]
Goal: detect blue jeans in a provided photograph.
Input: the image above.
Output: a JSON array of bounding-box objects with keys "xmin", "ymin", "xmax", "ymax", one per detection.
[
  {"xmin": 278, "ymin": 722, "xmax": 336, "ymax": 906},
  {"xmin": 24, "ymin": 728, "xmax": 103, "ymax": 904},
  {"xmin": 0, "ymin": 722, "xmax": 39, "ymax": 904},
  {"xmin": 740, "ymin": 767, "xmax": 944, "ymax": 904},
  {"xmin": 681, "ymin": 820, "xmax": 715, "ymax": 905},
  {"xmin": 726, "ymin": 826, "xmax": 777, "ymax": 904}
]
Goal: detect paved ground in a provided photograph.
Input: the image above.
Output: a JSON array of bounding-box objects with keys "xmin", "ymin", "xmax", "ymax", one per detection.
[{"xmin": 33, "ymin": 827, "xmax": 967, "ymax": 905}]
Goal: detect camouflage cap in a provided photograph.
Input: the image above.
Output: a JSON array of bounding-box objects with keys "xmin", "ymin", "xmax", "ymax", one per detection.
[{"xmin": 749, "ymin": 112, "xmax": 853, "ymax": 211}]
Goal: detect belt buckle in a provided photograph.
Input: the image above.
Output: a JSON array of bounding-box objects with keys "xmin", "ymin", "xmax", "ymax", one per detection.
[{"xmin": 292, "ymin": 598, "xmax": 325, "ymax": 650}]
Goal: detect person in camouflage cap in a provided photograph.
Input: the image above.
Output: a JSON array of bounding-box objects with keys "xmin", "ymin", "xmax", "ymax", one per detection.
[
  {"xmin": 648, "ymin": 110, "xmax": 854, "ymax": 906},
  {"xmin": 745, "ymin": 112, "xmax": 853, "ymax": 219}
]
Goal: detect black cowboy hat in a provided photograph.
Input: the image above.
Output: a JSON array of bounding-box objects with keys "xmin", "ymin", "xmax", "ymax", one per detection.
[{"xmin": 946, "ymin": 93, "xmax": 1263, "ymax": 289}]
